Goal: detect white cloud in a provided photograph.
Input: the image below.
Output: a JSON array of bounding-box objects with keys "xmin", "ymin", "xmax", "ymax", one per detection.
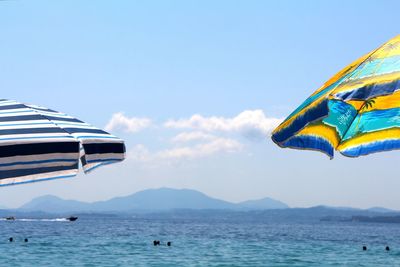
[
  {"xmin": 127, "ymin": 144, "xmax": 152, "ymax": 162},
  {"xmin": 122, "ymin": 109, "xmax": 280, "ymax": 163},
  {"xmin": 105, "ymin": 112, "xmax": 152, "ymax": 133},
  {"xmin": 158, "ymin": 138, "xmax": 243, "ymax": 160},
  {"xmin": 128, "ymin": 138, "xmax": 243, "ymax": 162},
  {"xmin": 171, "ymin": 131, "xmax": 216, "ymax": 143},
  {"xmin": 164, "ymin": 110, "xmax": 282, "ymax": 140}
]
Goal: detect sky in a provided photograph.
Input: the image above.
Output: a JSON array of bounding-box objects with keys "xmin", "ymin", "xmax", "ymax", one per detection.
[{"xmin": 1, "ymin": 0, "xmax": 400, "ymax": 209}]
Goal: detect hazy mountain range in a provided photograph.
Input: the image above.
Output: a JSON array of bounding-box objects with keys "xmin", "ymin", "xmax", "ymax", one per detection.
[
  {"xmin": 2, "ymin": 188, "xmax": 398, "ymax": 220},
  {"xmin": 16, "ymin": 188, "xmax": 289, "ymax": 214}
]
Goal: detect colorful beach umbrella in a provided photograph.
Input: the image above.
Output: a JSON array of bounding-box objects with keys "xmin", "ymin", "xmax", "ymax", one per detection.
[
  {"xmin": 272, "ymin": 35, "xmax": 400, "ymax": 158},
  {"xmin": 0, "ymin": 99, "xmax": 125, "ymax": 186}
]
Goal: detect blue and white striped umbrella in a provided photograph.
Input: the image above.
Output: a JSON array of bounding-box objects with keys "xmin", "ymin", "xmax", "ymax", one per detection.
[{"xmin": 0, "ymin": 99, "xmax": 125, "ymax": 186}]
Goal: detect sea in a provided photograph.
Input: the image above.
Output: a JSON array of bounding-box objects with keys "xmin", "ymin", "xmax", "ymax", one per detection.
[{"xmin": 1, "ymin": 214, "xmax": 400, "ymax": 267}]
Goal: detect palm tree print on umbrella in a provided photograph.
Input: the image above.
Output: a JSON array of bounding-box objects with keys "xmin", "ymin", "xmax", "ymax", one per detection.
[{"xmin": 354, "ymin": 97, "xmax": 376, "ymax": 134}]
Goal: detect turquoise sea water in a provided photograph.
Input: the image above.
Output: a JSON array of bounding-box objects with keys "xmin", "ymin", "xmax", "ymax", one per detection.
[{"xmin": 1, "ymin": 215, "xmax": 400, "ymax": 266}]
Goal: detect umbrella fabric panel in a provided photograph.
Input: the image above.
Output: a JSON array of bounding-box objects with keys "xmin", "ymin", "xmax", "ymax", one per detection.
[
  {"xmin": 279, "ymin": 100, "xmax": 358, "ymax": 158},
  {"xmin": 338, "ymin": 90, "xmax": 400, "ymax": 157},
  {"xmin": 271, "ymin": 56, "xmax": 371, "ymax": 147},
  {"xmin": 0, "ymin": 101, "xmax": 77, "ymax": 142},
  {"xmin": 272, "ymin": 44, "xmax": 377, "ymax": 143},
  {"xmin": 0, "ymin": 141, "xmax": 80, "ymax": 186},
  {"xmin": 272, "ymin": 35, "xmax": 400, "ymax": 158},
  {"xmin": 0, "ymin": 100, "xmax": 82, "ymax": 185},
  {"xmin": 0, "ymin": 100, "xmax": 125, "ymax": 186},
  {"xmin": 24, "ymin": 103, "xmax": 126, "ymax": 173}
]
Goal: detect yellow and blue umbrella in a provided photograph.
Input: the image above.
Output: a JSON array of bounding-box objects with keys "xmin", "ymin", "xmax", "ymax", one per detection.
[{"xmin": 272, "ymin": 35, "xmax": 400, "ymax": 158}]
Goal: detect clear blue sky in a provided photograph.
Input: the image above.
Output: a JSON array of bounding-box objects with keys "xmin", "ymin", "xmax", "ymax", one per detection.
[{"xmin": 1, "ymin": 0, "xmax": 400, "ymax": 209}]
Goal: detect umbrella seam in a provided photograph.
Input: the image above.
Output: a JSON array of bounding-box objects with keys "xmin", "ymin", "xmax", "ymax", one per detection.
[
  {"xmin": 328, "ymin": 40, "xmax": 394, "ymax": 152},
  {"xmin": 18, "ymin": 101, "xmax": 82, "ymax": 167}
]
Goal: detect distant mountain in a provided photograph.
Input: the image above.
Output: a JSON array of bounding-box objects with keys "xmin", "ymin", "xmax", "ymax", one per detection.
[
  {"xmin": 238, "ymin": 197, "xmax": 289, "ymax": 210},
  {"xmin": 18, "ymin": 188, "xmax": 285, "ymax": 214},
  {"xmin": 19, "ymin": 195, "xmax": 90, "ymax": 214},
  {"xmin": 19, "ymin": 189, "xmax": 397, "ymax": 218},
  {"xmin": 316, "ymin": 205, "xmax": 399, "ymax": 213},
  {"xmin": 11, "ymin": 190, "xmax": 400, "ymax": 223},
  {"xmin": 315, "ymin": 205, "xmax": 360, "ymax": 211},
  {"xmin": 90, "ymin": 188, "xmax": 236, "ymax": 212},
  {"xmin": 367, "ymin": 207, "xmax": 398, "ymax": 213}
]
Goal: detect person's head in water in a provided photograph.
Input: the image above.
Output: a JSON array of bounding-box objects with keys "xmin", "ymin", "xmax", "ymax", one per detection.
[
  {"xmin": 363, "ymin": 246, "xmax": 367, "ymax": 251},
  {"xmin": 8, "ymin": 237, "xmax": 13, "ymax": 242},
  {"xmin": 24, "ymin": 238, "xmax": 28, "ymax": 243},
  {"xmin": 167, "ymin": 242, "xmax": 171, "ymax": 246},
  {"xmin": 386, "ymin": 246, "xmax": 390, "ymax": 251},
  {"xmin": 153, "ymin": 240, "xmax": 157, "ymax": 246}
]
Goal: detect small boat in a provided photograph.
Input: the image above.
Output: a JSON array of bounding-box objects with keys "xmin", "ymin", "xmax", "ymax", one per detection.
[
  {"xmin": 5, "ymin": 216, "xmax": 15, "ymax": 221},
  {"xmin": 66, "ymin": 216, "xmax": 78, "ymax": 222}
]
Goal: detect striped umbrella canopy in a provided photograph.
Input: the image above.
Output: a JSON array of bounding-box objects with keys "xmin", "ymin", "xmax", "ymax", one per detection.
[
  {"xmin": 272, "ymin": 35, "xmax": 400, "ymax": 158},
  {"xmin": 0, "ymin": 99, "xmax": 125, "ymax": 186}
]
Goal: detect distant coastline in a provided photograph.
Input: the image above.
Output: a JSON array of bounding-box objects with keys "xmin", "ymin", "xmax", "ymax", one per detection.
[
  {"xmin": 1, "ymin": 188, "xmax": 399, "ymax": 224},
  {"xmin": 14, "ymin": 188, "xmax": 290, "ymax": 214}
]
